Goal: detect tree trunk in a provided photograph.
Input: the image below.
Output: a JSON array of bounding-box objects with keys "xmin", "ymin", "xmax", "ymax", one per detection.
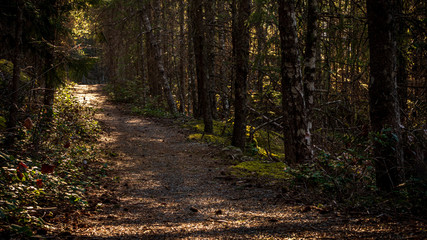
[
  {"xmin": 231, "ymin": 0, "xmax": 250, "ymax": 149},
  {"xmin": 205, "ymin": 0, "xmax": 218, "ymax": 120},
  {"xmin": 393, "ymin": 0, "xmax": 408, "ymax": 123},
  {"xmin": 367, "ymin": 0, "xmax": 404, "ymax": 192},
  {"xmin": 187, "ymin": 2, "xmax": 198, "ymax": 117},
  {"xmin": 43, "ymin": 4, "xmax": 58, "ymax": 121},
  {"xmin": 141, "ymin": 3, "xmax": 178, "ymax": 115},
  {"xmin": 146, "ymin": 34, "xmax": 161, "ymax": 99},
  {"xmin": 178, "ymin": 0, "xmax": 186, "ymax": 113},
  {"xmin": 218, "ymin": 19, "xmax": 230, "ymax": 119},
  {"xmin": 190, "ymin": 0, "xmax": 213, "ymax": 133},
  {"xmin": 145, "ymin": 2, "xmax": 162, "ymax": 101},
  {"xmin": 254, "ymin": 0, "xmax": 265, "ymax": 103},
  {"xmin": 216, "ymin": 2, "xmax": 230, "ymax": 119},
  {"xmin": 279, "ymin": 0, "xmax": 312, "ymax": 164},
  {"xmin": 137, "ymin": 9, "xmax": 147, "ymax": 107},
  {"xmin": 6, "ymin": 0, "xmax": 23, "ymax": 145},
  {"xmin": 303, "ymin": 0, "xmax": 318, "ymax": 151}
]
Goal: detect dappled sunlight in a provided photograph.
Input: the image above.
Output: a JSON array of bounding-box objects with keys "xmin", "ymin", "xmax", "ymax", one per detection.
[{"xmin": 67, "ymin": 85, "xmax": 425, "ymax": 239}]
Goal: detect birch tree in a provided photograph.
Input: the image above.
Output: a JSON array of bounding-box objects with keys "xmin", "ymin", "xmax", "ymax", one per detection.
[
  {"xmin": 279, "ymin": 0, "xmax": 313, "ymax": 164},
  {"xmin": 141, "ymin": 2, "xmax": 178, "ymax": 115}
]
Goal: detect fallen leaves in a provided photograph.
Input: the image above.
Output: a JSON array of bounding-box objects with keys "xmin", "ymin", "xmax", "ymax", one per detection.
[
  {"xmin": 23, "ymin": 117, "xmax": 33, "ymax": 130},
  {"xmin": 36, "ymin": 179, "xmax": 43, "ymax": 188},
  {"xmin": 41, "ymin": 164, "xmax": 55, "ymax": 174}
]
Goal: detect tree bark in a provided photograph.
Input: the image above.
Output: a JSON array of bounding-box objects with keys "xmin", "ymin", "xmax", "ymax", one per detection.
[
  {"xmin": 137, "ymin": 9, "xmax": 147, "ymax": 107},
  {"xmin": 367, "ymin": 0, "xmax": 404, "ymax": 191},
  {"xmin": 254, "ymin": 0, "xmax": 265, "ymax": 103},
  {"xmin": 279, "ymin": 0, "xmax": 312, "ymax": 164},
  {"xmin": 231, "ymin": 0, "xmax": 250, "ymax": 149},
  {"xmin": 393, "ymin": 0, "xmax": 408, "ymax": 123},
  {"xmin": 178, "ymin": 0, "xmax": 186, "ymax": 113},
  {"xmin": 146, "ymin": 36, "xmax": 162, "ymax": 98},
  {"xmin": 190, "ymin": 0, "xmax": 213, "ymax": 133},
  {"xmin": 6, "ymin": 0, "xmax": 23, "ymax": 144},
  {"xmin": 145, "ymin": 1, "xmax": 162, "ymax": 102},
  {"xmin": 141, "ymin": 3, "xmax": 178, "ymax": 115},
  {"xmin": 205, "ymin": 0, "xmax": 218, "ymax": 120},
  {"xmin": 303, "ymin": 0, "xmax": 318, "ymax": 146},
  {"xmin": 216, "ymin": 2, "xmax": 230, "ymax": 119},
  {"xmin": 43, "ymin": 3, "xmax": 58, "ymax": 121},
  {"xmin": 187, "ymin": 2, "xmax": 198, "ymax": 117}
]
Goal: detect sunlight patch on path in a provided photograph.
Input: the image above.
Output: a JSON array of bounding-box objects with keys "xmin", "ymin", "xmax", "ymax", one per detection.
[{"xmin": 68, "ymin": 84, "xmax": 424, "ymax": 240}]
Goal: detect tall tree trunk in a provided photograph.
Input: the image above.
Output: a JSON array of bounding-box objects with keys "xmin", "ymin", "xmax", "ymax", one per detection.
[
  {"xmin": 231, "ymin": 0, "xmax": 250, "ymax": 149},
  {"xmin": 145, "ymin": 1, "xmax": 162, "ymax": 101},
  {"xmin": 6, "ymin": 0, "xmax": 23, "ymax": 145},
  {"xmin": 219, "ymin": 22, "xmax": 230, "ymax": 118},
  {"xmin": 205, "ymin": 0, "xmax": 218, "ymax": 120},
  {"xmin": 187, "ymin": 2, "xmax": 198, "ymax": 117},
  {"xmin": 141, "ymin": 3, "xmax": 178, "ymax": 115},
  {"xmin": 178, "ymin": 0, "xmax": 186, "ymax": 113},
  {"xmin": 367, "ymin": 0, "xmax": 404, "ymax": 192},
  {"xmin": 254, "ymin": 0, "xmax": 265, "ymax": 104},
  {"xmin": 393, "ymin": 0, "xmax": 408, "ymax": 123},
  {"xmin": 303, "ymin": 0, "xmax": 318, "ymax": 151},
  {"xmin": 43, "ymin": 4, "xmax": 58, "ymax": 121},
  {"xmin": 137, "ymin": 10, "xmax": 147, "ymax": 107},
  {"xmin": 217, "ymin": 2, "xmax": 230, "ymax": 119},
  {"xmin": 191, "ymin": 0, "xmax": 213, "ymax": 133},
  {"xmin": 146, "ymin": 35, "xmax": 161, "ymax": 98},
  {"xmin": 279, "ymin": 0, "xmax": 312, "ymax": 164}
]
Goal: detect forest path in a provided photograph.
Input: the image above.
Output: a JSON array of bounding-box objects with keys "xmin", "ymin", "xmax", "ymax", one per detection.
[{"xmin": 68, "ymin": 84, "xmax": 421, "ymax": 239}]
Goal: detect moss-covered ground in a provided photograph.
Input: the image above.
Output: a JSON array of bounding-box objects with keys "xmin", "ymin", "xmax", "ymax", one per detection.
[{"xmin": 180, "ymin": 119, "xmax": 288, "ymax": 181}]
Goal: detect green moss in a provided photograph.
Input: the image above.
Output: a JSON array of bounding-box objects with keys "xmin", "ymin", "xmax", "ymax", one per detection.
[
  {"xmin": 181, "ymin": 119, "xmax": 203, "ymax": 131},
  {"xmin": 181, "ymin": 118, "xmax": 285, "ymax": 160},
  {"xmin": 231, "ymin": 160, "xmax": 290, "ymax": 179},
  {"xmin": 256, "ymin": 146, "xmax": 285, "ymax": 159},
  {"xmin": 250, "ymin": 130, "xmax": 285, "ymax": 160},
  {"xmin": 254, "ymin": 130, "xmax": 284, "ymax": 152},
  {"xmin": 183, "ymin": 119, "xmax": 232, "ymax": 135},
  {"xmin": 183, "ymin": 119, "xmax": 233, "ymax": 145},
  {"xmin": 0, "ymin": 116, "xmax": 6, "ymax": 130},
  {"xmin": 188, "ymin": 133, "xmax": 230, "ymax": 145}
]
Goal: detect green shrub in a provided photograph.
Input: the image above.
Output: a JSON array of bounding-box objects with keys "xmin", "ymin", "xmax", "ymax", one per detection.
[{"xmin": 0, "ymin": 83, "xmax": 103, "ymax": 237}]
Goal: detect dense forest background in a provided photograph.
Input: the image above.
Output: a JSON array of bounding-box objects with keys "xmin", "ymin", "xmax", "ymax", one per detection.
[{"xmin": 0, "ymin": 0, "xmax": 426, "ymax": 236}]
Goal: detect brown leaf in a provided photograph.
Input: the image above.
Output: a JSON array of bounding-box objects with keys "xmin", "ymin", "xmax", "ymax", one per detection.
[{"xmin": 23, "ymin": 117, "xmax": 33, "ymax": 130}]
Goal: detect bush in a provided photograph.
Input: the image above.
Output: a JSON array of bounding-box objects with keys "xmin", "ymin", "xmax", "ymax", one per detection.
[{"xmin": 0, "ymin": 83, "xmax": 103, "ymax": 237}]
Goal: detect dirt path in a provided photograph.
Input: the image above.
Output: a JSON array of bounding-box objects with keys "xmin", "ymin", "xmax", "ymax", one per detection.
[{"xmin": 69, "ymin": 84, "xmax": 424, "ymax": 239}]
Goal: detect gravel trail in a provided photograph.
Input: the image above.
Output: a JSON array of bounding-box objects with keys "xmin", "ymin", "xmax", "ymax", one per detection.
[{"xmin": 69, "ymin": 84, "xmax": 425, "ymax": 239}]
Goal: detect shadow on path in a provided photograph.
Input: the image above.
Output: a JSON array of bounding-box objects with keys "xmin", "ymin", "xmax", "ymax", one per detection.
[{"xmin": 67, "ymin": 84, "xmax": 425, "ymax": 239}]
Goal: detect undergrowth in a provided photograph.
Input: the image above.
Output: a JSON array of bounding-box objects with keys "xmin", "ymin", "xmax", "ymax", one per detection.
[
  {"xmin": 105, "ymin": 83, "xmax": 426, "ymax": 218},
  {"xmin": 181, "ymin": 119, "xmax": 427, "ymax": 218},
  {"xmin": 0, "ymin": 84, "xmax": 105, "ymax": 238}
]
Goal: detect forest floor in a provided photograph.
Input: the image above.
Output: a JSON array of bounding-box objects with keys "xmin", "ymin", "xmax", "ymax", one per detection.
[{"xmin": 61, "ymin": 84, "xmax": 425, "ymax": 239}]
